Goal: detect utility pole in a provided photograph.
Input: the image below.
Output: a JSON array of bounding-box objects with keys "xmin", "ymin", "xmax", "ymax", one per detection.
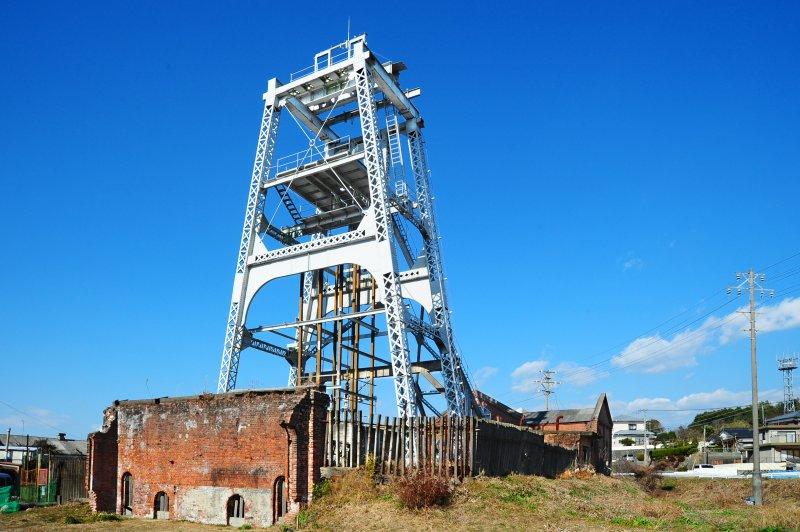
[
  {"xmin": 534, "ymin": 370, "xmax": 560, "ymax": 410},
  {"xmin": 728, "ymin": 269, "xmax": 773, "ymax": 505}
]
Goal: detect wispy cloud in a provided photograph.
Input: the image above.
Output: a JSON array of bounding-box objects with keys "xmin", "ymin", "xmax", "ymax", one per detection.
[
  {"xmin": 511, "ymin": 360, "xmax": 549, "ymax": 393},
  {"xmin": 612, "ymin": 297, "xmax": 800, "ymax": 374},
  {"xmin": 472, "ymin": 366, "xmax": 498, "ymax": 387},
  {"xmin": 621, "ymin": 251, "xmax": 644, "ymax": 272}
]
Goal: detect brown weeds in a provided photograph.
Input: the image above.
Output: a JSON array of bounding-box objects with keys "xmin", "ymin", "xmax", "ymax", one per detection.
[{"xmin": 394, "ymin": 473, "xmax": 453, "ymax": 509}]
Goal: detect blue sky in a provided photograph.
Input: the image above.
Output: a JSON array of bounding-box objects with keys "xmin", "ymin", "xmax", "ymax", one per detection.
[{"xmin": 2, "ymin": 2, "xmax": 800, "ymax": 437}]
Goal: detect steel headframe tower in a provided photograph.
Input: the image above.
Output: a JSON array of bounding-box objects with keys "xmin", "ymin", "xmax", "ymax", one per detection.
[
  {"xmin": 216, "ymin": 35, "xmax": 476, "ymax": 418},
  {"xmin": 778, "ymin": 356, "xmax": 798, "ymax": 413}
]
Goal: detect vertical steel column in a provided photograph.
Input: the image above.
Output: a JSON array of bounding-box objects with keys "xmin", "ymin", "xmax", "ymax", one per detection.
[
  {"xmin": 350, "ymin": 265, "xmax": 361, "ymax": 412},
  {"xmin": 333, "ymin": 265, "xmax": 343, "ymax": 412},
  {"xmin": 296, "ymin": 273, "xmax": 305, "ymax": 386},
  {"xmin": 369, "ymin": 277, "xmax": 377, "ymax": 419},
  {"xmin": 406, "ymin": 121, "xmax": 465, "ymax": 415},
  {"xmin": 217, "ymin": 82, "xmax": 281, "ymax": 393},
  {"xmin": 354, "ymin": 42, "xmax": 416, "ymax": 418},
  {"xmin": 315, "ymin": 269, "xmax": 324, "ymax": 384}
]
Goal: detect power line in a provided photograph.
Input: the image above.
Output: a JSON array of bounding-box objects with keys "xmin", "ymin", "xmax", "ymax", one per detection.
[
  {"xmin": 761, "ymin": 250, "xmax": 800, "ymax": 272},
  {"xmin": 0, "ymin": 399, "xmax": 61, "ymax": 432}
]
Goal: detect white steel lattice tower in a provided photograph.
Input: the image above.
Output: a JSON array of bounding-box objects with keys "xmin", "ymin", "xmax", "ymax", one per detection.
[
  {"xmin": 778, "ymin": 356, "xmax": 797, "ymax": 413},
  {"xmin": 216, "ymin": 35, "xmax": 477, "ymax": 418}
]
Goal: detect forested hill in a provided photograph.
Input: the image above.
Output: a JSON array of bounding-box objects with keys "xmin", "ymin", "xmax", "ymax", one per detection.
[{"xmin": 689, "ymin": 401, "xmax": 795, "ymax": 429}]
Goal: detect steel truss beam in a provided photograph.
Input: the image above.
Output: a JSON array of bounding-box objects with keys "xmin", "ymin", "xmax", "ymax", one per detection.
[
  {"xmin": 353, "ymin": 39, "xmax": 416, "ymax": 418},
  {"xmin": 218, "ymin": 81, "xmax": 281, "ymax": 393}
]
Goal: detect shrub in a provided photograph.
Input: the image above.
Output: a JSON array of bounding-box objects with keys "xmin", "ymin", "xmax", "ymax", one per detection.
[
  {"xmin": 394, "ymin": 473, "xmax": 452, "ymax": 509},
  {"xmin": 636, "ymin": 452, "xmax": 645, "ymax": 462},
  {"xmin": 297, "ymin": 508, "xmax": 315, "ymax": 528},
  {"xmin": 94, "ymin": 513, "xmax": 121, "ymax": 522},
  {"xmin": 620, "ymin": 437, "xmax": 635, "ymax": 446},
  {"xmin": 660, "ymin": 479, "xmax": 676, "ymax": 491},
  {"xmin": 650, "ymin": 443, "xmax": 697, "ymax": 460},
  {"xmin": 364, "ymin": 454, "xmax": 377, "ymax": 479},
  {"xmin": 312, "ymin": 478, "xmax": 332, "ymax": 499}
]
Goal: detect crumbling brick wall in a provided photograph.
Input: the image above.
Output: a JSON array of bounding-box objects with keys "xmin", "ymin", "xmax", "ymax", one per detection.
[
  {"xmin": 87, "ymin": 386, "xmax": 328, "ymax": 527},
  {"xmin": 86, "ymin": 410, "xmax": 118, "ymax": 512}
]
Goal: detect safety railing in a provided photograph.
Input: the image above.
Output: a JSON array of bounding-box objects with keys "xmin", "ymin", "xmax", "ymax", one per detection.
[
  {"xmin": 289, "ymin": 41, "xmax": 355, "ymax": 82},
  {"xmin": 272, "ymin": 136, "xmax": 360, "ymax": 177}
]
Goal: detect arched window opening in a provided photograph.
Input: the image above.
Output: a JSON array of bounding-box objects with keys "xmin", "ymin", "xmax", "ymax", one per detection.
[
  {"xmin": 153, "ymin": 491, "xmax": 169, "ymax": 519},
  {"xmin": 121, "ymin": 473, "xmax": 133, "ymax": 516},
  {"xmin": 273, "ymin": 476, "xmax": 286, "ymax": 522},
  {"xmin": 227, "ymin": 494, "xmax": 245, "ymax": 525}
]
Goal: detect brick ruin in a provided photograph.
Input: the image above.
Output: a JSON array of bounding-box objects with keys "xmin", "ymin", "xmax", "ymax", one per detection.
[{"xmin": 86, "ymin": 386, "xmax": 328, "ymax": 527}]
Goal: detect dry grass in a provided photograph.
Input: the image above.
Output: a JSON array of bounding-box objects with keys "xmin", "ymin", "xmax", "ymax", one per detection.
[
  {"xmin": 0, "ymin": 502, "xmax": 225, "ymax": 531},
  {"xmin": 3, "ymin": 474, "xmax": 799, "ymax": 530},
  {"xmin": 299, "ymin": 470, "xmax": 800, "ymax": 531}
]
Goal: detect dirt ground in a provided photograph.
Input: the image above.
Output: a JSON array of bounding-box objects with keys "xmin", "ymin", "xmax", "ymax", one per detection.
[{"xmin": 2, "ymin": 474, "xmax": 799, "ymax": 530}]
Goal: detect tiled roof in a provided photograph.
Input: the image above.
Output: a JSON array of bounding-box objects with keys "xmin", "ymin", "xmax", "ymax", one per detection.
[
  {"xmin": 719, "ymin": 428, "xmax": 753, "ymax": 440},
  {"xmin": 766, "ymin": 411, "xmax": 800, "ymax": 424},
  {"xmin": 1, "ymin": 434, "xmax": 86, "ymax": 455}
]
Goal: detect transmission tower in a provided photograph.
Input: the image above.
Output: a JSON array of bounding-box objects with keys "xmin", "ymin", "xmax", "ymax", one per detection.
[
  {"xmin": 534, "ymin": 370, "xmax": 560, "ymax": 410},
  {"xmin": 778, "ymin": 356, "xmax": 797, "ymax": 413},
  {"xmin": 215, "ymin": 34, "xmax": 477, "ymax": 418}
]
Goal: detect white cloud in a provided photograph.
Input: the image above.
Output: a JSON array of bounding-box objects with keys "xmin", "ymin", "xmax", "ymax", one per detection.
[
  {"xmin": 510, "ymin": 360, "xmax": 548, "ymax": 393},
  {"xmin": 511, "ymin": 359, "xmax": 606, "ymax": 392},
  {"xmin": 612, "ymin": 388, "xmax": 784, "ymax": 428},
  {"xmin": 472, "ymin": 366, "xmax": 498, "ymax": 387},
  {"xmin": 621, "ymin": 252, "xmax": 644, "ymax": 272},
  {"xmin": 612, "ymin": 297, "xmax": 800, "ymax": 374}
]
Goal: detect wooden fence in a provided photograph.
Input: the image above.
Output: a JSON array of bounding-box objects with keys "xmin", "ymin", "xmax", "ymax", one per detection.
[{"xmin": 324, "ymin": 411, "xmax": 577, "ymax": 479}]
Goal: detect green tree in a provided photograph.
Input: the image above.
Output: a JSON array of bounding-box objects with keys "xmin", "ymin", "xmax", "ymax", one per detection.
[
  {"xmin": 646, "ymin": 419, "xmax": 664, "ymax": 433},
  {"xmin": 655, "ymin": 431, "xmax": 676, "ymax": 445},
  {"xmin": 619, "ymin": 437, "xmax": 635, "ymax": 446}
]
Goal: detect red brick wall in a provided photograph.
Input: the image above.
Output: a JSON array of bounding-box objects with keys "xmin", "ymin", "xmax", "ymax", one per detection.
[
  {"xmin": 87, "ymin": 411, "xmax": 118, "ymax": 513},
  {"xmin": 87, "ymin": 387, "xmax": 328, "ymax": 527}
]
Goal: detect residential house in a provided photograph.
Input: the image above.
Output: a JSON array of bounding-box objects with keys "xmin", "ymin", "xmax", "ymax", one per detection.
[
  {"xmin": 1, "ymin": 433, "xmax": 86, "ymax": 465},
  {"xmin": 719, "ymin": 428, "xmax": 753, "ymax": 456},
  {"xmin": 758, "ymin": 423, "xmax": 800, "ymax": 464},
  {"xmin": 523, "ymin": 393, "xmax": 613, "ymax": 473},
  {"xmin": 765, "ymin": 411, "xmax": 800, "ymax": 426},
  {"xmin": 0, "ymin": 432, "xmax": 87, "ymax": 502},
  {"xmin": 611, "ymin": 419, "xmax": 655, "ymax": 463}
]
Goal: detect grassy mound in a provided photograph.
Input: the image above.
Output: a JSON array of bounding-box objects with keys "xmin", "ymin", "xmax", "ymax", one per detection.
[{"xmin": 299, "ymin": 470, "xmax": 800, "ymax": 530}]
